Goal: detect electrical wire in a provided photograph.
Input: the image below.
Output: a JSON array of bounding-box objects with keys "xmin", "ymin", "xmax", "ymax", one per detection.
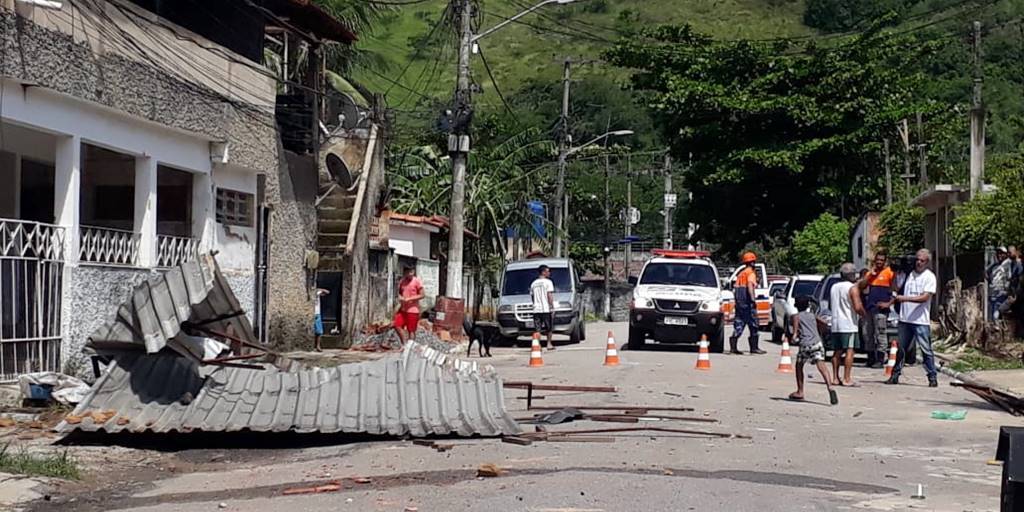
[{"xmin": 477, "ymin": 44, "xmax": 517, "ymax": 123}]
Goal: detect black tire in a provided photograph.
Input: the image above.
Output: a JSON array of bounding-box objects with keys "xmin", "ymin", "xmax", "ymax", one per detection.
[
  {"xmin": 569, "ymin": 322, "xmax": 582, "ymax": 344},
  {"xmin": 499, "ymin": 335, "xmax": 519, "ymax": 347},
  {"xmin": 709, "ymin": 327, "xmax": 725, "ymax": 353},
  {"xmin": 579, "ymin": 317, "xmax": 587, "ymax": 341},
  {"xmin": 628, "ymin": 326, "xmax": 645, "ymax": 350},
  {"xmin": 771, "ymin": 324, "xmax": 783, "ymax": 344}
]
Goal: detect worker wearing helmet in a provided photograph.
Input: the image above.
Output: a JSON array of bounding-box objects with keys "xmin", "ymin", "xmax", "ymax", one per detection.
[{"xmin": 731, "ymin": 251, "xmax": 766, "ymax": 355}]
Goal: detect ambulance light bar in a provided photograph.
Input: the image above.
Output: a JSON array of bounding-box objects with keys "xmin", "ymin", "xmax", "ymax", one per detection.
[{"xmin": 651, "ymin": 249, "xmax": 711, "ymax": 259}]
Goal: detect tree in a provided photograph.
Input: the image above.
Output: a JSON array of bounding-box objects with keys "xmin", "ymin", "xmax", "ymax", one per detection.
[
  {"xmin": 804, "ymin": 0, "xmax": 920, "ymax": 32},
  {"xmin": 950, "ymin": 155, "xmax": 1024, "ymax": 251},
  {"xmin": 787, "ymin": 213, "xmax": 851, "ymax": 273},
  {"xmin": 605, "ymin": 21, "xmax": 941, "ymax": 254},
  {"xmin": 877, "ymin": 201, "xmax": 925, "ymax": 256}
]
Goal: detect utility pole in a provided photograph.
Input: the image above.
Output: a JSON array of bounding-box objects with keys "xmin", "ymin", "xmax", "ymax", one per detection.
[
  {"xmin": 916, "ymin": 112, "xmax": 928, "ymax": 187},
  {"xmin": 444, "ymin": 0, "xmax": 472, "ymax": 299},
  {"xmin": 969, "ymin": 20, "xmax": 985, "ymax": 198},
  {"xmin": 883, "ymin": 138, "xmax": 893, "ymax": 206},
  {"xmin": 662, "ymin": 153, "xmax": 673, "ymax": 250},
  {"xmin": 897, "ymin": 119, "xmax": 913, "ymax": 201},
  {"xmin": 553, "ymin": 58, "xmax": 571, "ymax": 257},
  {"xmin": 624, "ymin": 155, "xmax": 632, "ymax": 279},
  {"xmin": 603, "ymin": 151, "xmax": 611, "ymax": 320}
]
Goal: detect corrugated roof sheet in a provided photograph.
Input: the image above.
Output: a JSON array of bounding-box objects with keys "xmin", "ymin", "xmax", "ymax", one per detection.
[
  {"xmin": 88, "ymin": 253, "xmax": 258, "ymax": 359},
  {"xmin": 56, "ymin": 343, "xmax": 519, "ymax": 437}
]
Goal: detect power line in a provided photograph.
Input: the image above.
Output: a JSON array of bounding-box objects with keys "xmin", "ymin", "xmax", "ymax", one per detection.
[{"xmin": 477, "ymin": 45, "xmax": 518, "ymax": 123}]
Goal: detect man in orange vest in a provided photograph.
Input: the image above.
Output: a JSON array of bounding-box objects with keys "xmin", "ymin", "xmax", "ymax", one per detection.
[{"xmin": 731, "ymin": 251, "xmax": 766, "ymax": 355}]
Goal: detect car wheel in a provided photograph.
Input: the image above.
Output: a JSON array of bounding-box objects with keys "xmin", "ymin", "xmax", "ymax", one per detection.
[
  {"xmin": 709, "ymin": 327, "xmax": 725, "ymax": 353},
  {"xmin": 771, "ymin": 324, "xmax": 783, "ymax": 344},
  {"xmin": 499, "ymin": 335, "xmax": 519, "ymax": 347},
  {"xmin": 628, "ymin": 326, "xmax": 645, "ymax": 350},
  {"xmin": 569, "ymin": 322, "xmax": 582, "ymax": 344},
  {"xmin": 578, "ymin": 317, "xmax": 587, "ymax": 341}
]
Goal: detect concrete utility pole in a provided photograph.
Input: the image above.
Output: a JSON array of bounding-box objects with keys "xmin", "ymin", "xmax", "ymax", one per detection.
[
  {"xmin": 553, "ymin": 58, "xmax": 571, "ymax": 257},
  {"xmin": 897, "ymin": 119, "xmax": 913, "ymax": 201},
  {"xmin": 662, "ymin": 153, "xmax": 673, "ymax": 250},
  {"xmin": 969, "ymin": 20, "xmax": 985, "ymax": 198},
  {"xmin": 603, "ymin": 151, "xmax": 611, "ymax": 320},
  {"xmin": 916, "ymin": 112, "xmax": 928, "ymax": 187},
  {"xmin": 624, "ymin": 155, "xmax": 632, "ymax": 279},
  {"xmin": 444, "ymin": 0, "xmax": 473, "ymax": 299},
  {"xmin": 884, "ymin": 138, "xmax": 893, "ymax": 206}
]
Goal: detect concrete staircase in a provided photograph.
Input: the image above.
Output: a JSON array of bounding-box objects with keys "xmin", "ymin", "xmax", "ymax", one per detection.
[{"xmin": 316, "ymin": 186, "xmax": 358, "ymax": 268}]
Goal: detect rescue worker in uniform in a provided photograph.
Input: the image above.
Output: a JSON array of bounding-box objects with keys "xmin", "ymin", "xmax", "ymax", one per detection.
[{"xmin": 731, "ymin": 251, "xmax": 766, "ymax": 355}]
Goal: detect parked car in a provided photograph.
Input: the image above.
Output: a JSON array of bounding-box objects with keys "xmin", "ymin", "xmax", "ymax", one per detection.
[
  {"xmin": 813, "ymin": 273, "xmax": 898, "ymax": 350},
  {"xmin": 770, "ymin": 274, "xmax": 824, "ymax": 343},
  {"xmin": 494, "ymin": 258, "xmax": 586, "ymax": 344}
]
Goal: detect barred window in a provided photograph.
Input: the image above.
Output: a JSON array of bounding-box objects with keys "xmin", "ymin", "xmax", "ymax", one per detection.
[{"xmin": 215, "ymin": 188, "xmax": 254, "ymax": 227}]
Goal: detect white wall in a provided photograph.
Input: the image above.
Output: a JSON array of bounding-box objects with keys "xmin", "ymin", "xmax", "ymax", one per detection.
[
  {"xmin": 388, "ymin": 224, "xmax": 433, "ymax": 260},
  {"xmin": 212, "ymin": 164, "xmax": 257, "ymax": 272}
]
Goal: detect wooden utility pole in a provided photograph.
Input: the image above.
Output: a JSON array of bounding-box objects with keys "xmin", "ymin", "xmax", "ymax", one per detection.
[
  {"xmin": 969, "ymin": 20, "xmax": 985, "ymax": 198},
  {"xmin": 445, "ymin": 0, "xmax": 473, "ymax": 298},
  {"xmin": 662, "ymin": 153, "xmax": 673, "ymax": 250},
  {"xmin": 884, "ymin": 138, "xmax": 893, "ymax": 206},
  {"xmin": 553, "ymin": 58, "xmax": 572, "ymax": 257}
]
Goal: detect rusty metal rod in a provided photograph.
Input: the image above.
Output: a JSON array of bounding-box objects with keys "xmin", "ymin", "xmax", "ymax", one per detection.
[
  {"xmin": 503, "ymin": 382, "xmax": 617, "ymax": 393},
  {"xmin": 522, "ymin": 426, "xmax": 749, "ymax": 439},
  {"xmin": 202, "ymin": 353, "xmax": 265, "ymax": 364},
  {"xmin": 527, "ymin": 405, "xmax": 695, "ymax": 412}
]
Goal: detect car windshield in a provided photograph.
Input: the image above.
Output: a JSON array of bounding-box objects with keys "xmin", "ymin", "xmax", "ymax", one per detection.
[
  {"xmin": 640, "ymin": 263, "xmax": 718, "ymax": 287},
  {"xmin": 502, "ymin": 267, "xmax": 572, "ymax": 295},
  {"xmin": 769, "ymin": 283, "xmax": 786, "ymax": 297},
  {"xmin": 793, "ymin": 280, "xmax": 819, "ymax": 298}
]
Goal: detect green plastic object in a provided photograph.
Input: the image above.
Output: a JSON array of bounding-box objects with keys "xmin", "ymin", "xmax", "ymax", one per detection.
[{"xmin": 930, "ymin": 410, "xmax": 968, "ymax": 420}]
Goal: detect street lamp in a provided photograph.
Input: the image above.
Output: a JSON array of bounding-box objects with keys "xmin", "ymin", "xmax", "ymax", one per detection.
[
  {"xmin": 553, "ymin": 129, "xmax": 633, "ymax": 257},
  {"xmin": 445, "ymin": 0, "xmax": 578, "ymax": 300}
]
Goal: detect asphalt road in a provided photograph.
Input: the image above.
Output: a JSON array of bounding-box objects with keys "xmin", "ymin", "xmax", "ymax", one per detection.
[{"xmin": 42, "ymin": 322, "xmax": 1007, "ymax": 512}]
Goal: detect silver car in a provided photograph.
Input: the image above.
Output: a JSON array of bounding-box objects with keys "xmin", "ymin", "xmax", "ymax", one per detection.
[{"xmin": 494, "ymin": 258, "xmax": 586, "ymax": 344}]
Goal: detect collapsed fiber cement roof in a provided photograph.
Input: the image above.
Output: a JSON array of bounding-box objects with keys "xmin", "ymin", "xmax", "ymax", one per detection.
[
  {"xmin": 62, "ymin": 254, "xmax": 519, "ymax": 436},
  {"xmin": 57, "ymin": 345, "xmax": 519, "ymax": 436},
  {"xmin": 87, "ymin": 253, "xmax": 258, "ymax": 360}
]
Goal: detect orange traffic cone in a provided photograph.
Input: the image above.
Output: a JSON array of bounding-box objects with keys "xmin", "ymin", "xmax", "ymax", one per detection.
[
  {"xmin": 776, "ymin": 339, "xmax": 794, "ymax": 373},
  {"xmin": 603, "ymin": 331, "xmax": 620, "ymax": 366},
  {"xmin": 884, "ymin": 339, "xmax": 898, "ymax": 377},
  {"xmin": 528, "ymin": 333, "xmax": 544, "ymax": 367},
  {"xmin": 695, "ymin": 335, "xmax": 711, "ymax": 370}
]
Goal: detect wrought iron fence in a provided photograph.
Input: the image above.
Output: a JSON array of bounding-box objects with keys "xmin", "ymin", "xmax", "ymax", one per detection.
[
  {"xmin": 156, "ymin": 234, "xmax": 199, "ymax": 268},
  {"xmin": 0, "ymin": 218, "xmax": 64, "ymax": 381},
  {"xmin": 80, "ymin": 225, "xmax": 139, "ymax": 266}
]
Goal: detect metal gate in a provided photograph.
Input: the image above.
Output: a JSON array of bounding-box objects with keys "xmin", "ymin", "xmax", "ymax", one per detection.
[{"xmin": 0, "ymin": 219, "xmax": 65, "ymax": 381}]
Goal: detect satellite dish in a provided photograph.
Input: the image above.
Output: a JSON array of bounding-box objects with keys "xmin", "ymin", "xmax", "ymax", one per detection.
[{"xmin": 325, "ymin": 152, "xmax": 358, "ymax": 190}]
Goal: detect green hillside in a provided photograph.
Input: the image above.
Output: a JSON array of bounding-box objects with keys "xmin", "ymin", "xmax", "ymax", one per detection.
[{"xmin": 353, "ymin": 0, "xmax": 816, "ymax": 116}]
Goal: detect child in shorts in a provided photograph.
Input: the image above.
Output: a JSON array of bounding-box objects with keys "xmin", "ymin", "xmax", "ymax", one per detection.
[{"xmin": 789, "ymin": 296, "xmax": 839, "ymax": 405}]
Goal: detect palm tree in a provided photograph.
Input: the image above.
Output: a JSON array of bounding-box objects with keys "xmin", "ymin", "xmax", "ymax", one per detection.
[{"xmin": 390, "ymin": 129, "xmax": 556, "ymax": 314}]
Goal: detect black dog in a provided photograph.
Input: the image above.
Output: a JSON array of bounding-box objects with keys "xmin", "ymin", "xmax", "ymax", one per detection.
[{"xmin": 465, "ymin": 321, "xmax": 497, "ymax": 358}]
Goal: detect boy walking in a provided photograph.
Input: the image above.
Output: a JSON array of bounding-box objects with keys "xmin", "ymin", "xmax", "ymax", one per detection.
[
  {"xmin": 394, "ymin": 266, "xmax": 424, "ymax": 344},
  {"xmin": 789, "ymin": 296, "xmax": 838, "ymax": 405}
]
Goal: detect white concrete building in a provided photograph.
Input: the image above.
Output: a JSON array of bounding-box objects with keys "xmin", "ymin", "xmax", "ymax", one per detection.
[{"xmin": 0, "ymin": 0, "xmax": 359, "ymax": 379}]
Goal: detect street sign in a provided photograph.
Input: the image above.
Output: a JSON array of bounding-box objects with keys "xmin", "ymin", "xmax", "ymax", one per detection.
[
  {"xmin": 664, "ymin": 193, "xmax": 677, "ymax": 208},
  {"xmin": 619, "ymin": 207, "xmax": 640, "ymax": 225}
]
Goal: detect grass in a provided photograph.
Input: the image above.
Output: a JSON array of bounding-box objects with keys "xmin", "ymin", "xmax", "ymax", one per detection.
[
  {"xmin": 946, "ymin": 348, "xmax": 1024, "ymax": 373},
  {"xmin": 0, "ymin": 443, "xmax": 80, "ymax": 480},
  {"xmin": 353, "ymin": 0, "xmax": 815, "ymax": 112}
]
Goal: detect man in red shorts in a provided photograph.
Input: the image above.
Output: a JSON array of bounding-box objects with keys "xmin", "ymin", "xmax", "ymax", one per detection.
[{"xmin": 394, "ymin": 266, "xmax": 424, "ymax": 344}]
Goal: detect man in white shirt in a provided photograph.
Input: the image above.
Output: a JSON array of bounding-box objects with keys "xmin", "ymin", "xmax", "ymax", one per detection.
[
  {"xmin": 530, "ymin": 265, "xmax": 556, "ymax": 350},
  {"xmin": 830, "ymin": 263, "xmax": 865, "ymax": 387},
  {"xmin": 887, "ymin": 248, "xmax": 938, "ymax": 387}
]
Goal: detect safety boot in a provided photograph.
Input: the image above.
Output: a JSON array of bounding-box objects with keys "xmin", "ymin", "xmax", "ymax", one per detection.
[
  {"xmin": 748, "ymin": 336, "xmax": 766, "ymax": 355},
  {"xmin": 728, "ymin": 336, "xmax": 743, "ymax": 355}
]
